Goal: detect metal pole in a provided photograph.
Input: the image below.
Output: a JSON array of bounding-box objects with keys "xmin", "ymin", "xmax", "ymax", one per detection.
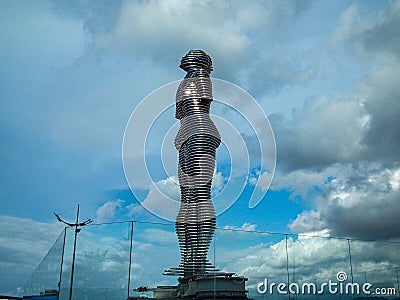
[
  {"xmin": 396, "ymin": 267, "xmax": 400, "ymax": 297},
  {"xmin": 347, "ymin": 239, "xmax": 354, "ymax": 300},
  {"xmin": 347, "ymin": 239, "xmax": 354, "ymax": 283},
  {"xmin": 54, "ymin": 205, "xmax": 91, "ymax": 300},
  {"xmin": 285, "ymin": 234, "xmax": 291, "ymax": 300},
  {"xmin": 213, "ymin": 234, "xmax": 216, "ymax": 300},
  {"xmin": 69, "ymin": 204, "xmax": 80, "ymax": 300},
  {"xmin": 57, "ymin": 227, "xmax": 67, "ymax": 300},
  {"xmin": 293, "ymin": 243, "xmax": 297, "ymax": 300},
  {"xmin": 127, "ymin": 221, "xmax": 134, "ymax": 299}
]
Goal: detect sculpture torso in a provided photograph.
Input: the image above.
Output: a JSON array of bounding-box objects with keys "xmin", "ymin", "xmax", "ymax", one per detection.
[{"xmin": 174, "ymin": 69, "xmax": 220, "ymax": 151}]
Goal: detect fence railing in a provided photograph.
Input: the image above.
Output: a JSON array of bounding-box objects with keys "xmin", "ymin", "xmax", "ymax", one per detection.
[{"xmin": 24, "ymin": 221, "xmax": 400, "ymax": 300}]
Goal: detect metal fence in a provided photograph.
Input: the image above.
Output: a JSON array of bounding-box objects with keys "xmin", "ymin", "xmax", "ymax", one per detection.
[{"xmin": 24, "ymin": 221, "xmax": 400, "ymax": 300}]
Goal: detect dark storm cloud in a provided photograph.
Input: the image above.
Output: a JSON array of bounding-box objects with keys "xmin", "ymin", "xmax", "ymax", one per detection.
[
  {"xmin": 277, "ymin": 1, "xmax": 400, "ymax": 241},
  {"xmin": 360, "ymin": 0, "xmax": 400, "ymax": 59},
  {"xmin": 280, "ymin": 81, "xmax": 400, "ymax": 239},
  {"xmin": 326, "ymin": 190, "xmax": 400, "ymax": 240},
  {"xmin": 288, "ymin": 161, "xmax": 400, "ymax": 240},
  {"xmin": 331, "ymin": 0, "xmax": 400, "ymax": 162},
  {"xmin": 270, "ymin": 95, "xmax": 366, "ymax": 172},
  {"xmin": 271, "ymin": 59, "xmax": 400, "ymax": 173},
  {"xmin": 269, "ymin": 1, "xmax": 400, "ymax": 172},
  {"xmin": 322, "ymin": 163, "xmax": 400, "ymax": 240},
  {"xmin": 361, "ymin": 63, "xmax": 400, "ymax": 162}
]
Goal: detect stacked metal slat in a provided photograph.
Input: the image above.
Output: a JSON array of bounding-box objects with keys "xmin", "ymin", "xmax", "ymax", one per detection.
[{"xmin": 165, "ymin": 50, "xmax": 220, "ymax": 277}]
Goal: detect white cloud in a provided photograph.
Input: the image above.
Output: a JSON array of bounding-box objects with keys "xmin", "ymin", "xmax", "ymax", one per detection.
[
  {"xmin": 96, "ymin": 199, "xmax": 125, "ymax": 223},
  {"xmin": 129, "ymin": 177, "xmax": 180, "ymax": 221},
  {"xmin": 330, "ymin": 3, "xmax": 364, "ymax": 49},
  {"xmin": 256, "ymin": 171, "xmax": 274, "ymax": 192},
  {"xmin": 298, "ymin": 229, "xmax": 331, "ymax": 239},
  {"xmin": 289, "ymin": 210, "xmax": 327, "ymax": 233},
  {"xmin": 211, "ymin": 172, "xmax": 226, "ymax": 196},
  {"xmin": 83, "ymin": 0, "xmax": 313, "ymax": 85},
  {"xmin": 271, "ymin": 167, "xmax": 329, "ymax": 200},
  {"xmin": 222, "ymin": 223, "xmax": 257, "ymax": 232},
  {"xmin": 215, "ymin": 232, "xmax": 400, "ymax": 297},
  {"xmin": 95, "ymin": 1, "xmax": 252, "ymax": 67},
  {"xmin": 248, "ymin": 170, "xmax": 274, "ymax": 192}
]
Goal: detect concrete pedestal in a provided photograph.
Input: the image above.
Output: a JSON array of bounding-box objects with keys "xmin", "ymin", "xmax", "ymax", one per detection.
[{"xmin": 142, "ymin": 273, "xmax": 250, "ymax": 300}]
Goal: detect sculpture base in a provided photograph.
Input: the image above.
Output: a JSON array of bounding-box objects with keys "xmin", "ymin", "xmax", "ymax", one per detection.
[
  {"xmin": 176, "ymin": 273, "xmax": 250, "ymax": 300},
  {"xmin": 130, "ymin": 273, "xmax": 251, "ymax": 300}
]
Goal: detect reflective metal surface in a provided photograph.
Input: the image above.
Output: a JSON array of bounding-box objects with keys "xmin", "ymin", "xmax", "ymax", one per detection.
[{"xmin": 166, "ymin": 50, "xmax": 220, "ymax": 277}]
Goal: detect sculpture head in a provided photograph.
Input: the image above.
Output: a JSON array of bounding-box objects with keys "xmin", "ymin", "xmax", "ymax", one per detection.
[{"xmin": 180, "ymin": 50, "xmax": 213, "ymax": 73}]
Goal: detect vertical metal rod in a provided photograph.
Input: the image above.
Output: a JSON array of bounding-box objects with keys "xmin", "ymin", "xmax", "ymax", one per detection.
[
  {"xmin": 127, "ymin": 221, "xmax": 134, "ymax": 299},
  {"xmin": 293, "ymin": 242, "xmax": 297, "ymax": 300},
  {"xmin": 285, "ymin": 234, "xmax": 291, "ymax": 300},
  {"xmin": 347, "ymin": 239, "xmax": 354, "ymax": 283},
  {"xmin": 396, "ymin": 267, "xmax": 400, "ymax": 297},
  {"xmin": 213, "ymin": 234, "xmax": 216, "ymax": 300},
  {"xmin": 57, "ymin": 227, "xmax": 67, "ymax": 300},
  {"xmin": 347, "ymin": 239, "xmax": 354, "ymax": 300},
  {"xmin": 69, "ymin": 204, "xmax": 80, "ymax": 300}
]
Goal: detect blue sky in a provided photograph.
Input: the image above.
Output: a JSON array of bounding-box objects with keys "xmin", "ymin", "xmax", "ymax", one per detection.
[{"xmin": 1, "ymin": 0, "xmax": 400, "ymax": 296}]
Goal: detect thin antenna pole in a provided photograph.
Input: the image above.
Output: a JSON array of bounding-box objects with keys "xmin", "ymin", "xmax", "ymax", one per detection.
[{"xmin": 127, "ymin": 221, "xmax": 134, "ymax": 299}]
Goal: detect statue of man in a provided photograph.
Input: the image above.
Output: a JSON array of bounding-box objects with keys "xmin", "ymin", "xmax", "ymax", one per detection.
[{"xmin": 174, "ymin": 50, "xmax": 221, "ymax": 277}]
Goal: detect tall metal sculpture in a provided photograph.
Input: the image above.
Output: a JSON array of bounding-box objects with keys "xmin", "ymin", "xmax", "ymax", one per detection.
[
  {"xmin": 153, "ymin": 51, "xmax": 250, "ymax": 300},
  {"xmin": 166, "ymin": 50, "xmax": 221, "ymax": 277}
]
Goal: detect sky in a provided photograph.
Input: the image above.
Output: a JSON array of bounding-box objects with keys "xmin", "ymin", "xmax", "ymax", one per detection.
[{"xmin": 1, "ymin": 0, "xmax": 400, "ymax": 297}]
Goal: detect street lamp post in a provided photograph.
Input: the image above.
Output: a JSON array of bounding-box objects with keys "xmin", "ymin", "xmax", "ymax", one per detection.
[{"xmin": 54, "ymin": 204, "xmax": 92, "ymax": 300}]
